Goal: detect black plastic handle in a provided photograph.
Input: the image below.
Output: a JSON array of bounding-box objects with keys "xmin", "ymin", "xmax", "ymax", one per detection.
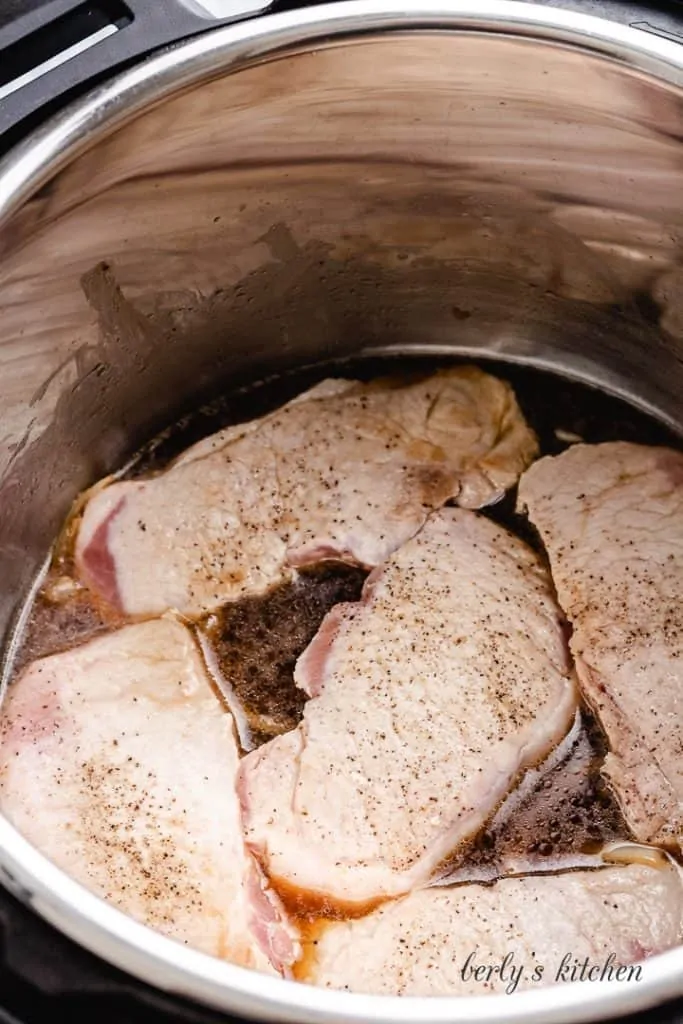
[
  {"xmin": 0, "ymin": 0, "xmax": 275, "ymax": 143},
  {"xmin": 542, "ymin": 0, "xmax": 683, "ymax": 36}
]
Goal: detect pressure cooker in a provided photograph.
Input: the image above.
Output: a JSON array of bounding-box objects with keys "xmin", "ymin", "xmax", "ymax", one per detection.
[{"xmin": 0, "ymin": 2, "xmax": 681, "ymax": 1022}]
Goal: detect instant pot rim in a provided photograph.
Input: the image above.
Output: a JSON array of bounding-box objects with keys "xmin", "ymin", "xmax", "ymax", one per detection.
[
  {"xmin": 0, "ymin": 2, "xmax": 682, "ymax": 1022},
  {"xmin": 1, "ymin": 0, "xmax": 683, "ymax": 230}
]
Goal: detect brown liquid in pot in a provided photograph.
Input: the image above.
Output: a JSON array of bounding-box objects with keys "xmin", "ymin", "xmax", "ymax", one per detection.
[{"xmin": 9, "ymin": 357, "xmax": 683, "ymax": 905}]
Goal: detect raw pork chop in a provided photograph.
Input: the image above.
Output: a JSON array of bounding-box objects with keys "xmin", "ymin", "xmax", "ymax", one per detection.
[
  {"xmin": 239, "ymin": 508, "xmax": 576, "ymax": 908},
  {"xmin": 74, "ymin": 367, "xmax": 537, "ymax": 618},
  {"xmin": 518, "ymin": 442, "xmax": 683, "ymax": 847},
  {"xmin": 300, "ymin": 860, "xmax": 683, "ymax": 995},
  {"xmin": 0, "ymin": 619, "xmax": 298, "ymax": 972}
]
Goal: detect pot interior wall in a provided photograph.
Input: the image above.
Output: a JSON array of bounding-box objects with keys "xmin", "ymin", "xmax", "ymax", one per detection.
[{"xmin": 1, "ymin": 27, "xmax": 683, "ymax": 650}]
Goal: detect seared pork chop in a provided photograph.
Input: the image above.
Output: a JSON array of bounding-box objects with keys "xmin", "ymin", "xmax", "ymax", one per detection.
[
  {"xmin": 239, "ymin": 508, "xmax": 576, "ymax": 908},
  {"xmin": 0, "ymin": 619, "xmax": 298, "ymax": 972},
  {"xmin": 300, "ymin": 860, "xmax": 683, "ymax": 995},
  {"xmin": 518, "ymin": 442, "xmax": 683, "ymax": 847},
  {"xmin": 75, "ymin": 367, "xmax": 537, "ymax": 618}
]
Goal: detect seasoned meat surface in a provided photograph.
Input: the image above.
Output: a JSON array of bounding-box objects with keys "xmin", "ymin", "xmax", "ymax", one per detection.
[
  {"xmin": 0, "ymin": 619, "xmax": 298, "ymax": 972},
  {"xmin": 519, "ymin": 442, "xmax": 683, "ymax": 847},
  {"xmin": 74, "ymin": 367, "xmax": 537, "ymax": 618},
  {"xmin": 239, "ymin": 508, "xmax": 576, "ymax": 908},
  {"xmin": 300, "ymin": 860, "xmax": 683, "ymax": 995}
]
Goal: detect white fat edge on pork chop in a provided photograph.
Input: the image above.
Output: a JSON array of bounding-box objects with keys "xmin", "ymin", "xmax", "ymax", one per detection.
[
  {"xmin": 72, "ymin": 366, "xmax": 538, "ymax": 619},
  {"xmin": 238, "ymin": 507, "xmax": 577, "ymax": 910},
  {"xmin": 518, "ymin": 442, "xmax": 683, "ymax": 849},
  {"xmin": 296, "ymin": 855, "xmax": 683, "ymax": 996},
  {"xmin": 0, "ymin": 617, "xmax": 299, "ymax": 973}
]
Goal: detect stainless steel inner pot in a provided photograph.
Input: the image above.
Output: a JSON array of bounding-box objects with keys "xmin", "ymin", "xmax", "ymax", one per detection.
[{"xmin": 0, "ymin": 2, "xmax": 682, "ymax": 1022}]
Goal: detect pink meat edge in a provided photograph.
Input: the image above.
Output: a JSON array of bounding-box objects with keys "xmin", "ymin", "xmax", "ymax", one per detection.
[
  {"xmin": 245, "ymin": 859, "xmax": 300, "ymax": 974},
  {"xmin": 235, "ymin": 756, "xmax": 300, "ymax": 972},
  {"xmin": 236, "ymin": 747, "xmax": 259, "ymax": 820},
  {"xmin": 294, "ymin": 576, "xmax": 378, "ymax": 699},
  {"xmin": 285, "ymin": 542, "xmax": 369, "ymax": 569},
  {"xmin": 75, "ymin": 496, "xmax": 126, "ymax": 611},
  {"xmin": 294, "ymin": 604, "xmax": 352, "ymax": 698}
]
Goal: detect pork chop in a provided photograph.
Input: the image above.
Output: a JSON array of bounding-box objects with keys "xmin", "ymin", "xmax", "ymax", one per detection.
[
  {"xmin": 0, "ymin": 618, "xmax": 298, "ymax": 972},
  {"xmin": 74, "ymin": 367, "xmax": 537, "ymax": 618},
  {"xmin": 299, "ymin": 860, "xmax": 683, "ymax": 995},
  {"xmin": 239, "ymin": 508, "xmax": 576, "ymax": 909},
  {"xmin": 518, "ymin": 442, "xmax": 683, "ymax": 847}
]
